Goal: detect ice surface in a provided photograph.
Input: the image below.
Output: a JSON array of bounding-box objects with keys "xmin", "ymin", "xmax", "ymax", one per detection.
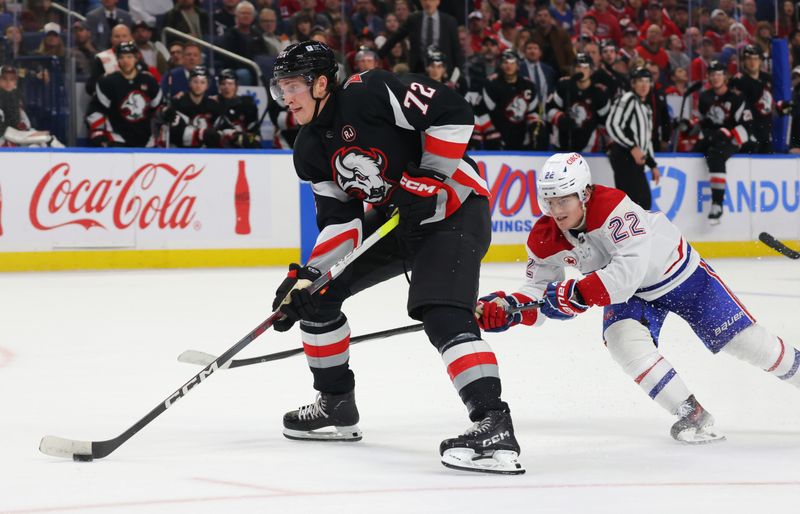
[{"xmin": 1, "ymin": 258, "xmax": 799, "ymax": 513}]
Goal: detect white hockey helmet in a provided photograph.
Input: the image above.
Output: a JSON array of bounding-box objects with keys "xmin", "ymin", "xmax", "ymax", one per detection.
[{"xmin": 536, "ymin": 152, "xmax": 592, "ymax": 215}]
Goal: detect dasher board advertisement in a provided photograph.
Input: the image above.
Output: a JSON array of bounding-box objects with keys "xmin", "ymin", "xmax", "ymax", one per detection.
[{"xmin": 0, "ymin": 149, "xmax": 299, "ymax": 270}]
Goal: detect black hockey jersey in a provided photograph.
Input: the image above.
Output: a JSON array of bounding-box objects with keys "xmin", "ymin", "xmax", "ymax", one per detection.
[
  {"xmin": 477, "ymin": 75, "xmax": 539, "ymax": 151},
  {"xmin": 216, "ymin": 94, "xmax": 261, "ymax": 148},
  {"xmin": 730, "ymin": 71, "xmax": 773, "ymax": 150},
  {"xmin": 592, "ymin": 66, "xmax": 628, "ymax": 102},
  {"xmin": 170, "ymin": 95, "xmax": 223, "ymax": 148},
  {"xmin": 293, "ymin": 69, "xmax": 489, "ymax": 272},
  {"xmin": 546, "ymin": 78, "xmax": 610, "ymax": 152},
  {"xmin": 697, "ymin": 86, "xmax": 752, "ymax": 145},
  {"xmin": 87, "ymin": 70, "xmax": 162, "ymax": 147}
]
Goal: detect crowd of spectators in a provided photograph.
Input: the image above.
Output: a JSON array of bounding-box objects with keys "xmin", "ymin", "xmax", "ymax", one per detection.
[{"xmin": 0, "ymin": 0, "xmax": 798, "ymax": 151}]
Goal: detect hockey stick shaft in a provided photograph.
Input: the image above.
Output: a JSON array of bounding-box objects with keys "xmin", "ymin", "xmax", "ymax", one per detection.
[
  {"xmin": 759, "ymin": 232, "xmax": 800, "ymax": 259},
  {"xmin": 39, "ymin": 213, "xmax": 400, "ymax": 461},
  {"xmin": 178, "ymin": 300, "xmax": 544, "ymax": 370}
]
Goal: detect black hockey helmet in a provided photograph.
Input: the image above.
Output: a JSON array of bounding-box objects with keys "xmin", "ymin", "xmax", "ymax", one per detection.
[
  {"xmin": 500, "ymin": 49, "xmax": 518, "ymax": 62},
  {"xmin": 270, "ymin": 40, "xmax": 338, "ymax": 101},
  {"xmin": 116, "ymin": 41, "xmax": 138, "ymax": 57},
  {"xmin": 189, "ymin": 65, "xmax": 209, "ymax": 80},
  {"xmin": 425, "ymin": 45, "xmax": 447, "ymax": 66},
  {"xmin": 217, "ymin": 68, "xmax": 238, "ymax": 83},
  {"xmin": 629, "ymin": 66, "xmax": 652, "ymax": 81},
  {"xmin": 707, "ymin": 59, "xmax": 725, "ymax": 73},
  {"xmin": 742, "ymin": 44, "xmax": 762, "ymax": 58},
  {"xmin": 575, "ymin": 52, "xmax": 593, "ymax": 67}
]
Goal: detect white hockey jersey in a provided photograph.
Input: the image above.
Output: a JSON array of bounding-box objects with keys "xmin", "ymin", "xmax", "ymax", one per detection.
[{"xmin": 517, "ymin": 185, "xmax": 700, "ymax": 309}]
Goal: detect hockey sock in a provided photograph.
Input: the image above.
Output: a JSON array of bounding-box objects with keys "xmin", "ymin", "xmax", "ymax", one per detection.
[
  {"xmin": 424, "ymin": 306, "xmax": 506, "ymax": 420},
  {"xmin": 722, "ymin": 324, "xmax": 800, "ymax": 387},
  {"xmin": 300, "ymin": 314, "xmax": 354, "ymax": 394},
  {"xmin": 605, "ymin": 319, "xmax": 692, "ymax": 414},
  {"xmin": 710, "ymin": 174, "xmax": 726, "ymax": 204}
]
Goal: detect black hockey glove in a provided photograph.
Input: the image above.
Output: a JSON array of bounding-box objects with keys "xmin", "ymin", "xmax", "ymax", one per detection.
[
  {"xmin": 161, "ymin": 106, "xmax": 177, "ymax": 124},
  {"xmin": 776, "ymin": 100, "xmax": 794, "ymax": 116},
  {"xmin": 396, "ymin": 163, "xmax": 445, "ymax": 252},
  {"xmin": 202, "ymin": 128, "xmax": 222, "ymax": 148},
  {"xmin": 271, "ymin": 263, "xmax": 322, "ymax": 332}
]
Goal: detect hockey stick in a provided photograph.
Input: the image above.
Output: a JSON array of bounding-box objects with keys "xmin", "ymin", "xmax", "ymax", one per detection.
[
  {"xmin": 759, "ymin": 232, "xmax": 800, "ymax": 259},
  {"xmin": 38, "ymin": 212, "xmax": 400, "ymax": 462},
  {"xmin": 176, "ymin": 300, "xmax": 545, "ymax": 370}
]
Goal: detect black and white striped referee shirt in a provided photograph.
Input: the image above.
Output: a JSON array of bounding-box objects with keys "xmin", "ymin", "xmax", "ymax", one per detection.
[{"xmin": 606, "ymin": 91, "xmax": 657, "ymax": 167}]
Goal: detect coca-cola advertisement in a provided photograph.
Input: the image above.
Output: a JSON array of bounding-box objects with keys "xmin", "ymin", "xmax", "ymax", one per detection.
[{"xmin": 0, "ymin": 150, "xmax": 299, "ymax": 267}]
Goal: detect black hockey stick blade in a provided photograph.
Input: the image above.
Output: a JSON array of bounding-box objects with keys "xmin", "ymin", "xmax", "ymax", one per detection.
[
  {"xmin": 39, "ymin": 213, "xmax": 400, "ymax": 461},
  {"xmin": 759, "ymin": 232, "xmax": 800, "ymax": 259},
  {"xmin": 178, "ymin": 322, "xmax": 426, "ymax": 369}
]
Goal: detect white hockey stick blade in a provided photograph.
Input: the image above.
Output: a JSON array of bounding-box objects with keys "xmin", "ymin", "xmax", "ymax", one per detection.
[
  {"xmin": 39, "ymin": 435, "xmax": 92, "ymax": 459},
  {"xmin": 176, "ymin": 350, "xmax": 228, "ymax": 368},
  {"xmin": 673, "ymin": 428, "xmax": 727, "ymax": 445},
  {"xmin": 441, "ymin": 449, "xmax": 525, "ymax": 475}
]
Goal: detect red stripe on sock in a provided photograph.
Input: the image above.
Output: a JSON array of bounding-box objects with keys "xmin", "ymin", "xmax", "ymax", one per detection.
[
  {"xmin": 635, "ymin": 356, "xmax": 664, "ymax": 384},
  {"xmin": 303, "ymin": 336, "xmax": 350, "ymax": 358},
  {"xmin": 447, "ymin": 352, "xmax": 498, "ymax": 380},
  {"xmin": 767, "ymin": 337, "xmax": 786, "ymax": 373}
]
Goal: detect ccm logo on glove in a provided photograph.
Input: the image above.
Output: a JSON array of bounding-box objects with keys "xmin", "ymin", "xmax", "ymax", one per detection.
[{"xmin": 400, "ymin": 172, "xmax": 441, "ymax": 197}]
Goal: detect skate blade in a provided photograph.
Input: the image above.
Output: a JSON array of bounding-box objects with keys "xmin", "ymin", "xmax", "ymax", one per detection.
[
  {"xmin": 283, "ymin": 425, "xmax": 362, "ymax": 442},
  {"xmin": 708, "ymin": 217, "xmax": 722, "ymax": 226},
  {"xmin": 441, "ymin": 449, "xmax": 525, "ymax": 475},
  {"xmin": 674, "ymin": 427, "xmax": 726, "ymax": 445}
]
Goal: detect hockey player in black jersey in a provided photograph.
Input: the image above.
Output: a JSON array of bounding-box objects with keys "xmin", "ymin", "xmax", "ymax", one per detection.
[
  {"xmin": 165, "ymin": 66, "xmax": 224, "ymax": 148},
  {"xmin": 477, "ymin": 50, "xmax": 540, "ymax": 150},
  {"xmin": 546, "ymin": 52, "xmax": 611, "ymax": 153},
  {"xmin": 214, "ymin": 68, "xmax": 262, "ymax": 149},
  {"xmin": 269, "ymin": 41, "xmax": 524, "ymax": 475},
  {"xmin": 687, "ymin": 60, "xmax": 752, "ymax": 223},
  {"xmin": 730, "ymin": 45, "xmax": 789, "ymax": 154},
  {"xmin": 86, "ymin": 42, "xmax": 163, "ymax": 147}
]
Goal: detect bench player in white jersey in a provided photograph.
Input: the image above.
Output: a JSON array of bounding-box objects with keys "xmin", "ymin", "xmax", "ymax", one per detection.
[{"xmin": 477, "ymin": 152, "xmax": 800, "ymax": 443}]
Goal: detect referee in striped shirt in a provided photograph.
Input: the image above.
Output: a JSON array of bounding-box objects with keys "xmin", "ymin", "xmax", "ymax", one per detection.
[{"xmin": 605, "ymin": 67, "xmax": 661, "ymax": 210}]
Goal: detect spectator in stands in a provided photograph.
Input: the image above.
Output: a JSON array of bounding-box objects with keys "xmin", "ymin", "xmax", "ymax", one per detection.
[
  {"xmin": 34, "ymin": 22, "xmax": 66, "ymax": 69},
  {"xmin": 778, "ymin": 1, "xmax": 797, "ymax": 38},
  {"xmin": 384, "ymin": 39, "xmax": 409, "ymax": 69},
  {"xmin": 620, "ymin": 25, "xmax": 640, "ymax": 63},
  {"xmin": 586, "ymin": 0, "xmax": 622, "ymax": 46},
  {"xmin": 69, "ymin": 21, "xmax": 97, "ymax": 75},
  {"xmin": 351, "ymin": 0, "xmax": 383, "ymax": 36},
  {"xmin": 791, "ymin": 30, "xmax": 800, "ymax": 66},
  {"xmin": 289, "ymin": 12, "xmax": 314, "ymax": 43},
  {"xmin": 167, "ymin": 41, "xmax": 184, "ymax": 70},
  {"xmin": 128, "ymin": 0, "xmax": 173, "ymax": 30},
  {"xmin": 466, "ymin": 11, "xmax": 491, "ymax": 55},
  {"xmin": 667, "ymin": 34, "xmax": 690, "ymax": 72},
  {"xmin": 292, "ymin": 0, "xmax": 330, "ymax": 30},
  {"xmin": 321, "ymin": 0, "xmax": 344, "ymax": 27},
  {"xmin": 164, "ymin": 0, "xmax": 210, "ymax": 44},
  {"xmin": 0, "ymin": 65, "xmax": 65, "ymax": 147},
  {"xmin": 160, "ymin": 41, "xmax": 216, "ymax": 98},
  {"xmin": 328, "ymin": 15, "xmax": 356, "ymax": 56},
  {"xmin": 377, "ymin": 12, "xmax": 400, "ymax": 47},
  {"xmin": 378, "ymin": 0, "xmax": 462, "ymax": 74},
  {"xmin": 221, "ymin": 1, "xmax": 264, "ymax": 84},
  {"xmin": 706, "ymin": 9, "xmax": 731, "ymax": 52},
  {"xmin": 531, "ymin": 5, "xmax": 574, "ymax": 77},
  {"xmin": 672, "ymin": 3, "xmax": 690, "ymax": 33},
  {"xmin": 493, "ymin": 2, "xmax": 522, "ymax": 49},
  {"xmin": 1, "ymin": 25, "xmax": 25, "ymax": 65},
  {"xmin": 636, "ymin": 25, "xmax": 670, "ymax": 73},
  {"xmin": 354, "ymin": 45, "xmax": 380, "ymax": 72},
  {"xmin": 214, "ymin": 0, "xmax": 239, "ymax": 38},
  {"xmin": 133, "ymin": 21, "xmax": 167, "ymax": 78},
  {"xmin": 0, "ymin": 1, "xmax": 12, "ymax": 34},
  {"xmin": 640, "ymin": 1, "xmax": 681, "ymax": 41},
  {"xmin": 740, "ymin": 0, "xmax": 758, "ymax": 36},
  {"xmin": 85, "ymin": 0, "xmax": 134, "ymax": 51},
  {"xmin": 513, "ymin": 27, "xmax": 532, "ymax": 57},
  {"xmin": 684, "ymin": 26, "xmax": 703, "ymax": 59},
  {"xmin": 257, "ymin": 8, "xmax": 289, "ymax": 57},
  {"xmin": 86, "ymin": 41, "xmax": 161, "ymax": 147},
  {"xmin": 466, "ymin": 35, "xmax": 500, "ymax": 92},
  {"xmin": 753, "ymin": 21, "xmax": 774, "ymax": 67},
  {"xmin": 728, "ymin": 22, "xmax": 752, "ymax": 50},
  {"xmin": 393, "ymin": 0, "xmax": 412, "ymax": 25},
  {"xmin": 515, "ymin": 0, "xmax": 537, "ymax": 27},
  {"xmin": 690, "ymin": 37, "xmax": 716, "ymax": 83},
  {"xmin": 548, "ymin": 0, "xmax": 574, "ymax": 33},
  {"xmin": 85, "ymin": 23, "xmax": 133, "ymax": 94},
  {"xmin": 574, "ymin": 15, "xmax": 598, "ymax": 48},
  {"xmin": 21, "ymin": 0, "xmax": 63, "ymax": 33}
]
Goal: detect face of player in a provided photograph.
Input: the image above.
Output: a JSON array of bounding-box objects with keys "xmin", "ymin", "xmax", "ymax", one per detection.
[
  {"xmin": 709, "ymin": 70, "xmax": 726, "ymax": 90},
  {"xmin": 744, "ymin": 54, "xmax": 761, "ymax": 74},
  {"xmin": 500, "ymin": 58, "xmax": 518, "ymax": 78},
  {"xmin": 547, "ymin": 194, "xmax": 585, "ymax": 230},
  {"xmin": 632, "ymin": 77, "xmax": 651, "ymax": 98},
  {"xmin": 576, "ymin": 63, "xmax": 592, "ymax": 81},
  {"xmin": 426, "ymin": 61, "xmax": 446, "ymax": 81},
  {"xmin": 219, "ymin": 78, "xmax": 237, "ymax": 98},
  {"xmin": 278, "ymin": 75, "xmax": 326, "ymax": 125},
  {"xmin": 189, "ymin": 76, "xmax": 208, "ymax": 97},
  {"xmin": 118, "ymin": 53, "xmax": 137, "ymax": 74}
]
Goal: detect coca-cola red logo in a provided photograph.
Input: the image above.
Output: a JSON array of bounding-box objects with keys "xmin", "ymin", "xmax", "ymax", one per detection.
[{"xmin": 30, "ymin": 162, "xmax": 202, "ymax": 231}]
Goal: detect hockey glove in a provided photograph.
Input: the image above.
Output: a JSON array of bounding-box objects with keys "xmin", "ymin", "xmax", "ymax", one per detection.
[
  {"xmin": 161, "ymin": 106, "xmax": 177, "ymax": 124},
  {"xmin": 396, "ymin": 163, "xmax": 445, "ymax": 252},
  {"xmin": 202, "ymin": 128, "xmax": 222, "ymax": 148},
  {"xmin": 542, "ymin": 279, "xmax": 588, "ymax": 320},
  {"xmin": 476, "ymin": 291, "xmax": 537, "ymax": 332},
  {"xmin": 776, "ymin": 100, "xmax": 794, "ymax": 116},
  {"xmin": 271, "ymin": 263, "xmax": 323, "ymax": 332}
]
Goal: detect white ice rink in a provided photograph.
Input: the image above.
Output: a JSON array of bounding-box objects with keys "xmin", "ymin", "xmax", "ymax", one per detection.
[{"xmin": 1, "ymin": 258, "xmax": 799, "ymax": 513}]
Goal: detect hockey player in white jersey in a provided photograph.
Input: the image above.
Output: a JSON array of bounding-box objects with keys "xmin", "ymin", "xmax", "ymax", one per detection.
[{"xmin": 477, "ymin": 152, "xmax": 800, "ymax": 444}]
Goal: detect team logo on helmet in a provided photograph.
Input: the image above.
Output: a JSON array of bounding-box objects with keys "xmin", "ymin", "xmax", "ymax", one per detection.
[
  {"xmin": 564, "ymin": 255, "xmax": 577, "ymax": 266},
  {"xmin": 332, "ymin": 147, "xmax": 396, "ymax": 204},
  {"xmin": 120, "ymin": 91, "xmax": 148, "ymax": 121}
]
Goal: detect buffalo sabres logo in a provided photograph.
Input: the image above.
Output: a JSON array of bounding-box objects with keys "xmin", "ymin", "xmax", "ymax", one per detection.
[
  {"xmin": 505, "ymin": 95, "xmax": 528, "ymax": 124},
  {"xmin": 120, "ymin": 91, "xmax": 148, "ymax": 122},
  {"xmin": 707, "ymin": 104, "xmax": 728, "ymax": 126},
  {"xmin": 564, "ymin": 255, "xmax": 577, "ymax": 266},
  {"xmin": 569, "ymin": 102, "xmax": 591, "ymax": 128},
  {"xmin": 755, "ymin": 89, "xmax": 773, "ymax": 115},
  {"xmin": 191, "ymin": 114, "xmax": 212, "ymax": 130},
  {"xmin": 332, "ymin": 147, "xmax": 396, "ymax": 204}
]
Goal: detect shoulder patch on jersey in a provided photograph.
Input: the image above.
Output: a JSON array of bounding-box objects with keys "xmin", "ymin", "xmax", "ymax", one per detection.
[
  {"xmin": 343, "ymin": 72, "xmax": 366, "ymax": 89},
  {"xmin": 584, "ymin": 185, "xmax": 627, "ymax": 232},
  {"xmin": 527, "ymin": 216, "xmax": 573, "ymax": 259}
]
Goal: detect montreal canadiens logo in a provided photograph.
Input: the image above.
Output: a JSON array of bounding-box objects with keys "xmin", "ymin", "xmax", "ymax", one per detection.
[
  {"xmin": 564, "ymin": 255, "xmax": 577, "ymax": 266},
  {"xmin": 342, "ymin": 125, "xmax": 356, "ymax": 142},
  {"xmin": 332, "ymin": 147, "xmax": 396, "ymax": 204}
]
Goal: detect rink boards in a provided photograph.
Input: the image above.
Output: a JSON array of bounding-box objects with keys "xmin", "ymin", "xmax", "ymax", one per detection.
[{"xmin": 0, "ymin": 148, "xmax": 798, "ymax": 271}]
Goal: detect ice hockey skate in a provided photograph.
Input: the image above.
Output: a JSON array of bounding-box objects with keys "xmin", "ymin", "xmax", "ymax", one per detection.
[
  {"xmin": 283, "ymin": 391, "xmax": 362, "ymax": 442},
  {"xmin": 708, "ymin": 203, "xmax": 723, "ymax": 225},
  {"xmin": 440, "ymin": 410, "xmax": 525, "ymax": 475},
  {"xmin": 671, "ymin": 395, "xmax": 726, "ymax": 444}
]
